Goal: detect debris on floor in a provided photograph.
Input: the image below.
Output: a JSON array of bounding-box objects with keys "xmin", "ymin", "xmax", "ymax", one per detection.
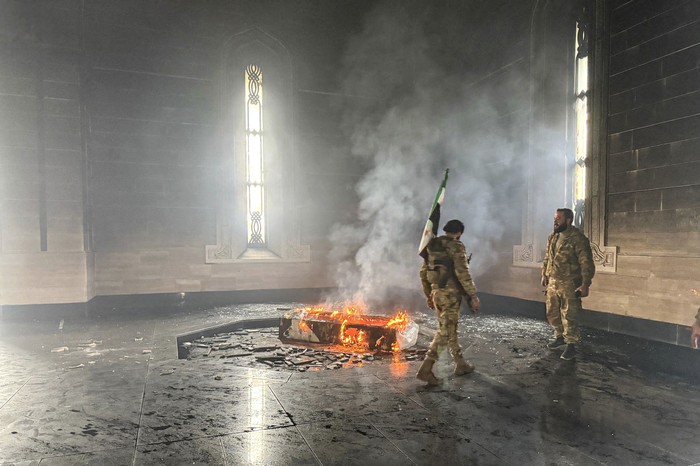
[{"xmin": 181, "ymin": 326, "xmax": 430, "ymax": 371}]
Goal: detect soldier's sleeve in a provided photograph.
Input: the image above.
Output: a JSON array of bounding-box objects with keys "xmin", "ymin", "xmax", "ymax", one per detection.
[
  {"xmin": 541, "ymin": 234, "xmax": 553, "ymax": 276},
  {"xmin": 419, "ymin": 260, "xmax": 432, "ymax": 298},
  {"xmin": 695, "ymin": 308, "xmax": 700, "ymax": 327},
  {"xmin": 576, "ymin": 234, "xmax": 595, "ymax": 286},
  {"xmin": 449, "ymin": 240, "xmax": 477, "ymax": 297}
]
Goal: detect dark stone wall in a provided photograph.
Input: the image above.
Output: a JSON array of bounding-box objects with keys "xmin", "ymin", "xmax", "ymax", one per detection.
[
  {"xmin": 0, "ymin": 0, "xmax": 378, "ymax": 303},
  {"xmin": 606, "ymin": 0, "xmax": 700, "ymax": 253},
  {"xmin": 0, "ymin": 0, "xmax": 537, "ymax": 304},
  {"xmin": 0, "ymin": 0, "xmax": 85, "ymax": 253},
  {"xmin": 0, "ymin": 0, "xmax": 375, "ymax": 254},
  {"xmin": 80, "ymin": 0, "xmax": 374, "ymax": 251}
]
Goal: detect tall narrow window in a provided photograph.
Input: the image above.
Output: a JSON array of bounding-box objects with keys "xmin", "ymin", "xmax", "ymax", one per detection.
[
  {"xmin": 572, "ymin": 15, "xmax": 589, "ymax": 228},
  {"xmin": 207, "ymin": 30, "xmax": 310, "ymax": 264},
  {"xmin": 245, "ymin": 64, "xmax": 265, "ymax": 247}
]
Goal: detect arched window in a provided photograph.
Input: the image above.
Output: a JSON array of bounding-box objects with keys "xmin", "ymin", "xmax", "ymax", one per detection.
[
  {"xmin": 513, "ymin": 0, "xmax": 616, "ymax": 272},
  {"xmin": 206, "ymin": 29, "xmax": 309, "ymax": 263},
  {"xmin": 572, "ymin": 9, "xmax": 589, "ymax": 229}
]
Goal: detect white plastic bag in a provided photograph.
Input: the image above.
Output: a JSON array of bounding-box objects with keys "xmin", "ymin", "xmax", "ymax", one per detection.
[{"xmin": 395, "ymin": 320, "xmax": 419, "ymax": 350}]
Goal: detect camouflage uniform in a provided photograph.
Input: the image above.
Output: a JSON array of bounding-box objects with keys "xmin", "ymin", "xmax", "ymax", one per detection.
[
  {"xmin": 541, "ymin": 226, "xmax": 595, "ymax": 344},
  {"xmin": 420, "ymin": 235, "xmax": 478, "ymax": 362}
]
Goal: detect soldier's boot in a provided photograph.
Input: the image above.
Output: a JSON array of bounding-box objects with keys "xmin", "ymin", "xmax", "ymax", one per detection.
[
  {"xmin": 416, "ymin": 357, "xmax": 440, "ymax": 386},
  {"xmin": 547, "ymin": 336, "xmax": 566, "ymax": 350},
  {"xmin": 560, "ymin": 344, "xmax": 576, "ymax": 361},
  {"xmin": 454, "ymin": 356, "xmax": 475, "ymax": 376}
]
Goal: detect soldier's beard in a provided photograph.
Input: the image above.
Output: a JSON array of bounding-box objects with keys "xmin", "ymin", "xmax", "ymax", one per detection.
[{"xmin": 553, "ymin": 223, "xmax": 567, "ymax": 233}]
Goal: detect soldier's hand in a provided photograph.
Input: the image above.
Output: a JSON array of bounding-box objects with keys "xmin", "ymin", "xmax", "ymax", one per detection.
[
  {"xmin": 469, "ymin": 295, "xmax": 480, "ymax": 312},
  {"xmin": 426, "ymin": 297, "xmax": 435, "ymax": 310},
  {"xmin": 575, "ymin": 284, "xmax": 590, "ymax": 298},
  {"xmin": 541, "ymin": 275, "xmax": 549, "ymax": 287},
  {"xmin": 691, "ymin": 323, "xmax": 700, "ymax": 349}
]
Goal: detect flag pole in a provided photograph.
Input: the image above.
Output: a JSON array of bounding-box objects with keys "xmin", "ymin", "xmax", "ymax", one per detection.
[{"xmin": 418, "ymin": 169, "xmax": 449, "ymax": 258}]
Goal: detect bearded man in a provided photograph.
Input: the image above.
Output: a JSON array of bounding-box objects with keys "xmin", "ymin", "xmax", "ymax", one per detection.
[{"xmin": 541, "ymin": 208, "xmax": 595, "ymax": 361}]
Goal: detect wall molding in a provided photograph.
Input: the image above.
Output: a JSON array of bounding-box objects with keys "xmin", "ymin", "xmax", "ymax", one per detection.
[{"xmin": 591, "ymin": 241, "xmax": 617, "ymax": 272}]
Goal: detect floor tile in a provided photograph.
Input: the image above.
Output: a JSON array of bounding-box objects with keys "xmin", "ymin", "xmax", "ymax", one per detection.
[
  {"xmin": 296, "ymin": 415, "xmax": 413, "ymax": 466},
  {"xmin": 134, "ymin": 437, "xmax": 226, "ymax": 465},
  {"xmin": 220, "ymin": 426, "xmax": 320, "ymax": 465},
  {"xmin": 270, "ymin": 373, "xmax": 413, "ymax": 424},
  {"xmin": 0, "ymin": 407, "xmax": 138, "ymax": 463},
  {"xmin": 137, "ymin": 382, "xmax": 292, "ymax": 444}
]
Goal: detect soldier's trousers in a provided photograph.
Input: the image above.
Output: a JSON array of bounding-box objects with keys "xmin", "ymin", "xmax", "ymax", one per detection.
[
  {"xmin": 545, "ymin": 279, "xmax": 581, "ymax": 344},
  {"xmin": 426, "ymin": 288, "xmax": 463, "ymax": 362}
]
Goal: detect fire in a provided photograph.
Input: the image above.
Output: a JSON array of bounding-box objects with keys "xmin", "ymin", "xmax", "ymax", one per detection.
[
  {"xmin": 340, "ymin": 323, "xmax": 367, "ymax": 346},
  {"xmin": 293, "ymin": 304, "xmax": 410, "ymax": 352},
  {"xmin": 691, "ymin": 289, "xmax": 699, "ymax": 297},
  {"xmin": 386, "ymin": 311, "xmax": 409, "ymax": 331},
  {"xmin": 298, "ymin": 320, "xmax": 311, "ymax": 332}
]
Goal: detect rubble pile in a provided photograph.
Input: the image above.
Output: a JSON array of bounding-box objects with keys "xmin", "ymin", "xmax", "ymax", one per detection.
[{"xmin": 180, "ymin": 327, "xmax": 428, "ymax": 371}]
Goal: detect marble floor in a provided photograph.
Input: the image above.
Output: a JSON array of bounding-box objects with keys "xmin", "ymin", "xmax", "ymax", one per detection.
[{"xmin": 0, "ymin": 303, "xmax": 699, "ymax": 465}]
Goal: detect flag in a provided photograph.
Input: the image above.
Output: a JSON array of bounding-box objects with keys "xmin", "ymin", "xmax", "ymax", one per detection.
[{"xmin": 419, "ymin": 169, "xmax": 448, "ymax": 259}]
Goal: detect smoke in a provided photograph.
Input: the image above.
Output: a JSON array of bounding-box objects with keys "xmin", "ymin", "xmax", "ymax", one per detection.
[{"xmin": 326, "ymin": 1, "xmax": 564, "ymax": 310}]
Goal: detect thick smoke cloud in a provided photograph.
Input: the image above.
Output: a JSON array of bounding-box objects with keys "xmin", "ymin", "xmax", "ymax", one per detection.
[{"xmin": 327, "ymin": 1, "xmax": 564, "ymax": 310}]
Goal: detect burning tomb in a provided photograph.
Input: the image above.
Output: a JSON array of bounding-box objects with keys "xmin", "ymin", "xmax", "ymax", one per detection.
[{"xmin": 279, "ymin": 306, "xmax": 419, "ymax": 352}]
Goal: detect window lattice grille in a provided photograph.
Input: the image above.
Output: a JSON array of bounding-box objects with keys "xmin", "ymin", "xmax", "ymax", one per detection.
[{"xmin": 245, "ymin": 64, "xmax": 265, "ymax": 247}]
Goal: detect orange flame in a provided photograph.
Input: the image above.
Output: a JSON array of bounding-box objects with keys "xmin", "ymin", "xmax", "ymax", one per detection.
[
  {"xmin": 691, "ymin": 289, "xmax": 699, "ymax": 297},
  {"xmin": 298, "ymin": 320, "xmax": 311, "ymax": 332},
  {"xmin": 386, "ymin": 311, "xmax": 409, "ymax": 331},
  {"xmin": 340, "ymin": 323, "xmax": 367, "ymax": 347},
  {"xmin": 292, "ymin": 304, "xmax": 410, "ymax": 352}
]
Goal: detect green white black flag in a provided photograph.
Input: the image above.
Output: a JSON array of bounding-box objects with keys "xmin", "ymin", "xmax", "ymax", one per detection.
[{"xmin": 418, "ymin": 169, "xmax": 448, "ymax": 259}]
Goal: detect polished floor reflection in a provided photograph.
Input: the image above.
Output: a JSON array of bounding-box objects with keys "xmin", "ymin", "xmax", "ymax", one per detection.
[{"xmin": 0, "ymin": 304, "xmax": 698, "ymax": 465}]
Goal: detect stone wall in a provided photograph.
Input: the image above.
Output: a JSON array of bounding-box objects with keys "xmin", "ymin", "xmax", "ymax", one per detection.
[
  {"xmin": 0, "ymin": 0, "xmax": 370, "ymax": 304},
  {"xmin": 0, "ymin": 0, "xmax": 88, "ymax": 304},
  {"xmin": 599, "ymin": 0, "xmax": 700, "ymax": 325},
  {"xmin": 482, "ymin": 0, "xmax": 700, "ymax": 333}
]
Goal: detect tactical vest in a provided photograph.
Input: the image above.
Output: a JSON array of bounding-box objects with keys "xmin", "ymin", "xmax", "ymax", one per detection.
[{"xmin": 425, "ymin": 237, "xmax": 455, "ymax": 288}]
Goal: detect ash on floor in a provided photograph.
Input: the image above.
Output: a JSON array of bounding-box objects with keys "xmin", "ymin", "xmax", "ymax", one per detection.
[{"xmin": 182, "ymin": 327, "xmax": 431, "ymax": 371}]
